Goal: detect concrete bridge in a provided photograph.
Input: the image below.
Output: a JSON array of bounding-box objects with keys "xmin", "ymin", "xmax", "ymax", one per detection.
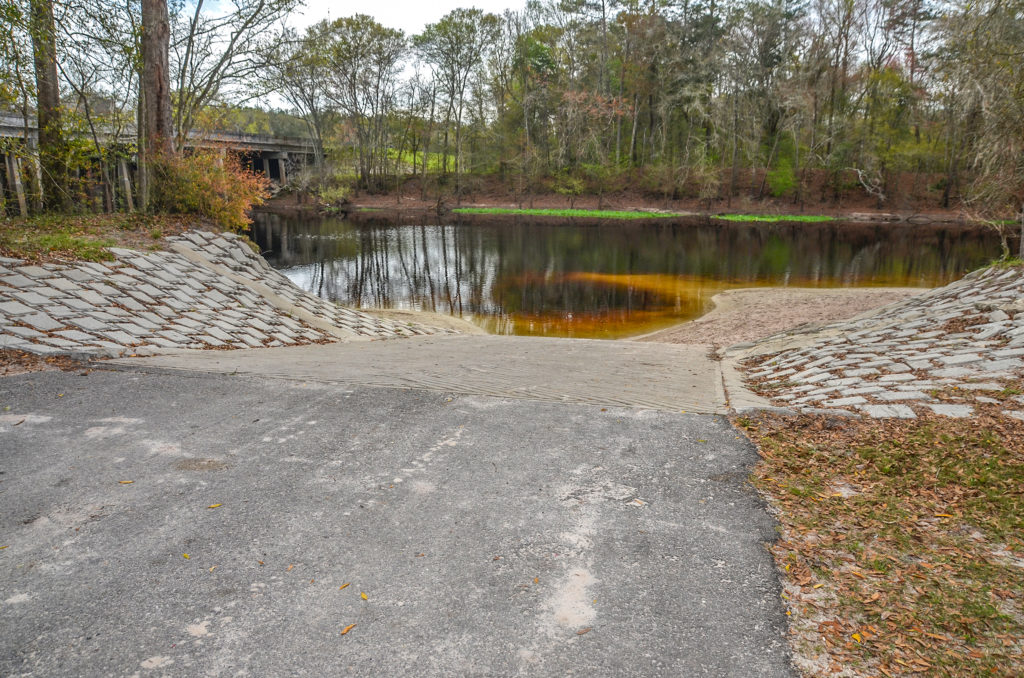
[{"xmin": 0, "ymin": 112, "xmax": 315, "ymax": 211}]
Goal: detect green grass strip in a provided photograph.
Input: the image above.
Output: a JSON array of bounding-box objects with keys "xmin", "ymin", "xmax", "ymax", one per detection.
[
  {"xmin": 714, "ymin": 214, "xmax": 836, "ymax": 223},
  {"xmin": 451, "ymin": 207, "xmax": 681, "ymax": 219}
]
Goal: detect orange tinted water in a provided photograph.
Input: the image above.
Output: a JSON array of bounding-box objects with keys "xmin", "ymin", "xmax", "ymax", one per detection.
[{"xmin": 250, "ymin": 215, "xmax": 1000, "ymax": 339}]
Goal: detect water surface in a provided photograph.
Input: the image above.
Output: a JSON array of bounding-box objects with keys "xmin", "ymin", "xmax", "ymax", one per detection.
[{"xmin": 249, "ymin": 213, "xmax": 999, "ymax": 339}]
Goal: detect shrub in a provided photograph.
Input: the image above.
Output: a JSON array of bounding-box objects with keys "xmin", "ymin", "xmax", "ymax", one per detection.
[
  {"xmin": 317, "ymin": 184, "xmax": 351, "ymax": 206},
  {"xmin": 153, "ymin": 151, "xmax": 270, "ymax": 231},
  {"xmin": 766, "ymin": 158, "xmax": 796, "ymax": 198}
]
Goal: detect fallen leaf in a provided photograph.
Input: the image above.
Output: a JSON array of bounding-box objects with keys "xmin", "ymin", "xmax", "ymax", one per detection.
[
  {"xmin": 852, "ymin": 633, "xmax": 862, "ymax": 643},
  {"xmin": 533, "ymin": 577, "xmax": 539, "ymax": 584},
  {"xmin": 576, "ymin": 627, "xmax": 592, "ymax": 635},
  {"xmin": 339, "ymin": 582, "xmax": 350, "ymax": 590},
  {"xmin": 0, "ymin": 545, "xmax": 9, "ymax": 550},
  {"xmin": 119, "ymin": 480, "xmax": 134, "ymax": 484},
  {"xmin": 207, "ymin": 504, "xmax": 222, "ymax": 509},
  {"xmin": 258, "ymin": 560, "xmax": 264, "ymax": 566},
  {"xmin": 287, "ymin": 564, "xmax": 294, "ymax": 571},
  {"xmin": 311, "ymin": 578, "xmax": 315, "ymax": 584},
  {"xmin": 182, "ymin": 553, "xmax": 190, "ymax": 560},
  {"xmin": 415, "ymin": 553, "xmax": 425, "ymax": 557},
  {"xmin": 340, "ymin": 624, "xmax": 356, "ymax": 635},
  {"xmin": 209, "ymin": 566, "xmax": 217, "ymax": 572},
  {"xmin": 360, "ymin": 592, "xmax": 368, "ymax": 600}
]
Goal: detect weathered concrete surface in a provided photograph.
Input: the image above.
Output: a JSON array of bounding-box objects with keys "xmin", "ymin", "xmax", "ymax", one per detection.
[
  {"xmin": 731, "ymin": 265, "xmax": 1024, "ymax": 419},
  {"xmin": 0, "ymin": 232, "xmax": 450, "ymax": 360},
  {"xmin": 0, "ymin": 367, "xmax": 792, "ymax": 677},
  {"xmin": 113, "ymin": 336, "xmax": 730, "ymax": 414}
]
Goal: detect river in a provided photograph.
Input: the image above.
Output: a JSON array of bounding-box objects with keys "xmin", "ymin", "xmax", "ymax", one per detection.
[{"xmin": 249, "ymin": 212, "xmax": 1000, "ymax": 339}]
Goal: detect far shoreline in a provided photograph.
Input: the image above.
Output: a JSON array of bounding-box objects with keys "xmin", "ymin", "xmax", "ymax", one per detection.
[{"xmin": 261, "ymin": 192, "xmax": 985, "ymax": 226}]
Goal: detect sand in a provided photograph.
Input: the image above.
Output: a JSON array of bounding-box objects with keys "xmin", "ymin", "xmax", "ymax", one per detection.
[{"xmin": 636, "ymin": 287, "xmax": 925, "ymax": 347}]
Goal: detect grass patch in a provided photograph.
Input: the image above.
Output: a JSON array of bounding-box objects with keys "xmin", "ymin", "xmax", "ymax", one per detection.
[
  {"xmin": 387, "ymin": 149, "xmax": 453, "ymax": 172},
  {"xmin": 0, "ymin": 213, "xmax": 206, "ymax": 262},
  {"xmin": 452, "ymin": 207, "xmax": 680, "ymax": 219},
  {"xmin": 991, "ymin": 257, "xmax": 1023, "ymax": 269},
  {"xmin": 714, "ymin": 214, "xmax": 836, "ymax": 223},
  {"xmin": 739, "ymin": 411, "xmax": 1024, "ymax": 676}
]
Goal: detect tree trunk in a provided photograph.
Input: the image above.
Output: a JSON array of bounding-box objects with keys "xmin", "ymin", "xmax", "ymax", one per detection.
[
  {"xmin": 29, "ymin": 0, "xmax": 67, "ymax": 211},
  {"xmin": 140, "ymin": 0, "xmax": 173, "ymax": 210}
]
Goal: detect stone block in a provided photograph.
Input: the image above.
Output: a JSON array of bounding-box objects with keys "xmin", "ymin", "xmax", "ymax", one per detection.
[
  {"xmin": 100, "ymin": 330, "xmax": 138, "ymax": 345},
  {"xmin": 157, "ymin": 330, "xmax": 190, "ymax": 343},
  {"xmin": 879, "ymin": 373, "xmax": 916, "ymax": 382},
  {"xmin": 925, "ymin": 403, "xmax": 973, "ymax": 418},
  {"xmin": 876, "ymin": 390, "xmax": 929, "ymax": 401},
  {"xmin": 14, "ymin": 265, "xmax": 52, "ymax": 278},
  {"xmin": 1, "ymin": 274, "xmax": 35, "ymax": 288},
  {"xmin": 0, "ymin": 300, "xmax": 34, "ymax": 316},
  {"xmin": 21, "ymin": 313, "xmax": 62, "ymax": 331},
  {"xmin": 56, "ymin": 329, "xmax": 97, "ymax": 342},
  {"xmin": 0, "ymin": 334, "xmax": 32, "ymax": 351},
  {"xmin": 959, "ymin": 382, "xmax": 1003, "ymax": 391},
  {"xmin": 74, "ymin": 290, "xmax": 106, "ymax": 305},
  {"xmin": 39, "ymin": 336, "xmax": 83, "ymax": 349},
  {"xmin": 69, "ymin": 316, "xmax": 107, "ymax": 332},
  {"xmin": 843, "ymin": 367, "xmax": 879, "ymax": 377},
  {"xmin": 12, "ymin": 291, "xmax": 51, "ymax": 306},
  {"xmin": 932, "ymin": 367, "xmax": 980, "ymax": 379},
  {"xmin": 859, "ymin": 404, "xmax": 917, "ymax": 419},
  {"xmin": 5, "ymin": 325, "xmax": 43, "ymax": 338},
  {"xmin": 823, "ymin": 396, "xmax": 867, "ymax": 407}
]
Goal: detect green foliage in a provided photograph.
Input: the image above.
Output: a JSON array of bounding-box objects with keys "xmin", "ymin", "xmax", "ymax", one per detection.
[
  {"xmin": 314, "ymin": 168, "xmax": 356, "ymax": 206},
  {"xmin": 153, "ymin": 152, "xmax": 270, "ymax": 231},
  {"xmin": 318, "ymin": 184, "xmax": 351, "ymax": 206},
  {"xmin": 766, "ymin": 158, "xmax": 796, "ymax": 198},
  {"xmin": 451, "ymin": 207, "xmax": 680, "ymax": 219},
  {"xmin": 714, "ymin": 214, "xmax": 835, "ymax": 223},
  {"xmin": 552, "ymin": 172, "xmax": 584, "ymax": 206}
]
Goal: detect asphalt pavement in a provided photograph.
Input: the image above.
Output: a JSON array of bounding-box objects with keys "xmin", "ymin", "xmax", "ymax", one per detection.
[{"xmin": 0, "ymin": 364, "xmax": 792, "ymax": 677}]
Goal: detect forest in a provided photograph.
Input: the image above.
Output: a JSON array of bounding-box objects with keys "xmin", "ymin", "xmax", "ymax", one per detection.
[{"xmin": 1, "ymin": 0, "xmax": 1023, "ymax": 222}]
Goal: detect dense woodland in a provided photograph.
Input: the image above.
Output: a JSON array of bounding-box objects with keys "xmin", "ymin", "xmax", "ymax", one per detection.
[{"xmin": 1, "ymin": 0, "xmax": 1023, "ymax": 227}]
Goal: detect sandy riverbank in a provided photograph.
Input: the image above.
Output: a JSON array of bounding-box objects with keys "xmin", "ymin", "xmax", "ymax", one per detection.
[
  {"xmin": 362, "ymin": 286, "xmax": 926, "ymax": 346},
  {"xmin": 635, "ymin": 287, "xmax": 925, "ymax": 347}
]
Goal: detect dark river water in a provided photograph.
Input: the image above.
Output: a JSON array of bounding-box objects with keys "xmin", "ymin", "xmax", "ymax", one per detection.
[{"xmin": 248, "ymin": 212, "xmax": 1000, "ymax": 339}]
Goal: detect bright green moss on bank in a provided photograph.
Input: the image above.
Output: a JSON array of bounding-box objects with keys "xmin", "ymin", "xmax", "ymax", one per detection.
[
  {"xmin": 714, "ymin": 214, "xmax": 836, "ymax": 223},
  {"xmin": 451, "ymin": 207, "xmax": 680, "ymax": 219}
]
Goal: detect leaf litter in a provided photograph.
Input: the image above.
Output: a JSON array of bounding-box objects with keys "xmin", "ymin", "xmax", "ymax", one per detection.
[{"xmin": 736, "ymin": 408, "xmax": 1024, "ymax": 677}]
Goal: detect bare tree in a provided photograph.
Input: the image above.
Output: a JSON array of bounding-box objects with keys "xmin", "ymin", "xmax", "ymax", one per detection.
[
  {"xmin": 170, "ymin": 0, "xmax": 299, "ymax": 150},
  {"xmin": 29, "ymin": 0, "xmax": 68, "ymax": 209}
]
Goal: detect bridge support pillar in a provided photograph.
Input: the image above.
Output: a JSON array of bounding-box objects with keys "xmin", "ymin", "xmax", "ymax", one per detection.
[
  {"xmin": 118, "ymin": 158, "xmax": 135, "ymax": 212},
  {"xmin": 5, "ymin": 153, "xmax": 29, "ymax": 217}
]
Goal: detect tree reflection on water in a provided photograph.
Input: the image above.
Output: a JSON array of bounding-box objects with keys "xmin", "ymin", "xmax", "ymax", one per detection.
[{"xmin": 249, "ymin": 213, "xmax": 999, "ymax": 339}]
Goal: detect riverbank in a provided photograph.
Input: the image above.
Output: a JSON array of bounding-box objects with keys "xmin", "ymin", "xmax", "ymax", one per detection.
[
  {"xmin": 272, "ymin": 200, "xmax": 976, "ymax": 227},
  {"xmin": 638, "ymin": 287, "xmax": 925, "ymax": 347},
  {"xmin": 0, "ymin": 230, "xmax": 452, "ymax": 359},
  {"xmin": 727, "ymin": 263, "xmax": 1024, "ymax": 676},
  {"xmin": 269, "ymin": 184, "xmax": 986, "ymax": 224}
]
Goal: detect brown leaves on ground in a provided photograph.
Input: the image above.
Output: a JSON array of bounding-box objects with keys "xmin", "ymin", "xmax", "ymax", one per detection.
[
  {"xmin": 737, "ymin": 410, "xmax": 1024, "ymax": 677},
  {"xmin": 0, "ymin": 213, "xmax": 218, "ymax": 264},
  {"xmin": 0, "ymin": 349, "xmax": 85, "ymax": 377}
]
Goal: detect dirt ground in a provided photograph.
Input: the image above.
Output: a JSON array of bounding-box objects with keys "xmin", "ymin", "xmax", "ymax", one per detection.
[
  {"xmin": 323, "ymin": 171, "xmax": 976, "ymax": 223},
  {"xmin": 0, "ymin": 350, "xmax": 86, "ymax": 377},
  {"xmin": 637, "ymin": 287, "xmax": 924, "ymax": 347}
]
